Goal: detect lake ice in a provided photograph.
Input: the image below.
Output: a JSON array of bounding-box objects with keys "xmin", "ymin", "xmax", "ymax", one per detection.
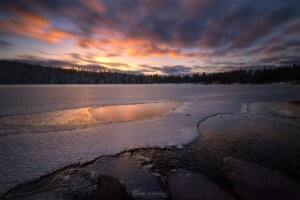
[{"xmin": 0, "ymin": 84, "xmax": 299, "ymax": 196}]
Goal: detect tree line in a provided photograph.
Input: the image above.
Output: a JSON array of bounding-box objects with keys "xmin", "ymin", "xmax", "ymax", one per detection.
[{"xmin": 0, "ymin": 60, "xmax": 299, "ymax": 84}]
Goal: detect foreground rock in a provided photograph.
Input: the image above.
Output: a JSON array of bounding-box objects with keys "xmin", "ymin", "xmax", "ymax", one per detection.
[
  {"xmin": 168, "ymin": 170, "xmax": 235, "ymax": 200},
  {"xmin": 2, "ymin": 154, "xmax": 165, "ymax": 200},
  {"xmin": 3, "ymin": 169, "xmax": 132, "ymax": 200},
  {"xmin": 223, "ymin": 157, "xmax": 300, "ymax": 200},
  {"xmin": 86, "ymin": 155, "xmax": 166, "ymax": 200}
]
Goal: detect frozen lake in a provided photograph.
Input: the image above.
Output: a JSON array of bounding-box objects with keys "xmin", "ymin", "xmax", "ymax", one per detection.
[{"xmin": 0, "ymin": 84, "xmax": 300, "ymax": 196}]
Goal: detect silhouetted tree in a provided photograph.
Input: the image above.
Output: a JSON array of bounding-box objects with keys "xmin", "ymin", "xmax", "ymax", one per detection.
[{"xmin": 0, "ymin": 60, "xmax": 299, "ymax": 84}]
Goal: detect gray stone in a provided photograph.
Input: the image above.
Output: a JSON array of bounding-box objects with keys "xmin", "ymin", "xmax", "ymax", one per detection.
[
  {"xmin": 223, "ymin": 157, "xmax": 300, "ymax": 200},
  {"xmin": 168, "ymin": 170, "xmax": 235, "ymax": 200},
  {"xmin": 3, "ymin": 169, "xmax": 132, "ymax": 200}
]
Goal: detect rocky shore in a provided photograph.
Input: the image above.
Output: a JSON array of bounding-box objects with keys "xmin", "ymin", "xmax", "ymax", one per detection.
[{"xmin": 2, "ymin": 101, "xmax": 300, "ymax": 200}]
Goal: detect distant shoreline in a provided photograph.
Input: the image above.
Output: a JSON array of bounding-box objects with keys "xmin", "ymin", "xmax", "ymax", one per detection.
[
  {"xmin": 0, "ymin": 82, "xmax": 299, "ymax": 85},
  {"xmin": 1, "ymin": 60, "xmax": 299, "ymax": 84}
]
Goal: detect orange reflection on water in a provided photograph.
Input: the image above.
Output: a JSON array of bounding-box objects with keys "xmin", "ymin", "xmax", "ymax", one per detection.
[
  {"xmin": 0, "ymin": 108, "xmax": 95, "ymax": 126},
  {"xmin": 0, "ymin": 102, "xmax": 181, "ymax": 127},
  {"xmin": 89, "ymin": 101, "xmax": 181, "ymax": 122}
]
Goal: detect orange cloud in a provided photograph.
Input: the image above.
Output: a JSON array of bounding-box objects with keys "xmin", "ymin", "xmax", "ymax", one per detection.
[
  {"xmin": 0, "ymin": 19, "xmax": 72, "ymax": 43},
  {"xmin": 71, "ymin": 33, "xmax": 210, "ymax": 60},
  {"xmin": 0, "ymin": 6, "xmax": 73, "ymax": 43},
  {"xmin": 18, "ymin": 12, "xmax": 50, "ymax": 28},
  {"xmin": 48, "ymin": 29, "xmax": 73, "ymax": 40},
  {"xmin": 124, "ymin": 40, "xmax": 198, "ymax": 58},
  {"xmin": 8, "ymin": 6, "xmax": 50, "ymax": 28},
  {"xmin": 0, "ymin": 4, "xmax": 74, "ymax": 43},
  {"xmin": 70, "ymin": 26, "xmax": 210, "ymax": 59},
  {"xmin": 77, "ymin": 39, "xmax": 92, "ymax": 48},
  {"xmin": 0, "ymin": 19, "xmax": 43, "ymax": 36},
  {"xmin": 76, "ymin": 38, "xmax": 109, "ymax": 49},
  {"xmin": 41, "ymin": 29, "xmax": 73, "ymax": 42}
]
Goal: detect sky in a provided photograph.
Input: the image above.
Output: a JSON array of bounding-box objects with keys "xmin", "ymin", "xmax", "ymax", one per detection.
[{"xmin": 0, "ymin": 0, "xmax": 299, "ymax": 75}]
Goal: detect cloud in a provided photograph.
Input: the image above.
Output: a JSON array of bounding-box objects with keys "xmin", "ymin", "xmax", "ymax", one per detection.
[
  {"xmin": 105, "ymin": 53, "xmax": 121, "ymax": 57},
  {"xmin": 259, "ymin": 56, "xmax": 300, "ymax": 65},
  {"xmin": 0, "ymin": 0, "xmax": 74, "ymax": 43},
  {"xmin": 160, "ymin": 65, "xmax": 193, "ymax": 75},
  {"xmin": 79, "ymin": 0, "xmax": 106, "ymax": 13},
  {"xmin": 139, "ymin": 64, "xmax": 193, "ymax": 75},
  {"xmin": 95, "ymin": 61, "xmax": 130, "ymax": 69},
  {"xmin": 0, "ymin": 40, "xmax": 13, "ymax": 48},
  {"xmin": 1, "ymin": 1, "xmax": 299, "ymax": 47},
  {"xmin": 206, "ymin": 60, "xmax": 246, "ymax": 66},
  {"xmin": 193, "ymin": 65, "xmax": 278, "ymax": 73},
  {"xmin": 16, "ymin": 54, "xmax": 77, "ymax": 66},
  {"xmin": 3, "ymin": 0, "xmax": 51, "ymax": 28},
  {"xmin": 11, "ymin": 8, "xmax": 50, "ymax": 28},
  {"xmin": 0, "ymin": 18, "xmax": 73, "ymax": 43},
  {"xmin": 232, "ymin": 5, "xmax": 298, "ymax": 48},
  {"xmin": 0, "ymin": 0, "xmax": 299, "ymax": 74},
  {"xmin": 13, "ymin": 54, "xmax": 121, "ymax": 72},
  {"xmin": 2, "ymin": 1, "xmax": 299, "ymax": 49},
  {"xmin": 285, "ymin": 20, "xmax": 300, "ymax": 34},
  {"xmin": 69, "ymin": 53, "xmax": 82, "ymax": 60}
]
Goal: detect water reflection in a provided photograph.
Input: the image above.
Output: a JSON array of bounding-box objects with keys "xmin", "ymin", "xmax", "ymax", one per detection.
[
  {"xmin": 194, "ymin": 102, "xmax": 300, "ymax": 177},
  {"xmin": 89, "ymin": 101, "xmax": 181, "ymax": 122},
  {"xmin": 0, "ymin": 101, "xmax": 180, "ymax": 126},
  {"xmin": 0, "ymin": 108, "xmax": 95, "ymax": 126}
]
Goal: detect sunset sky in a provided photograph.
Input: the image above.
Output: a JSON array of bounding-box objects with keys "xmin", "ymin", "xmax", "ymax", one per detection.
[{"xmin": 0, "ymin": 0, "xmax": 299, "ymax": 75}]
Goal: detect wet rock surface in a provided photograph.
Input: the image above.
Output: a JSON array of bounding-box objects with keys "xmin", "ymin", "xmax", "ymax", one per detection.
[
  {"xmin": 85, "ymin": 155, "xmax": 166, "ymax": 200},
  {"xmin": 168, "ymin": 170, "xmax": 235, "ymax": 200},
  {"xmin": 3, "ymin": 169, "xmax": 132, "ymax": 200},
  {"xmin": 223, "ymin": 157, "xmax": 300, "ymax": 200},
  {"xmin": 130, "ymin": 102, "xmax": 300, "ymax": 199},
  {"xmin": 2, "ymin": 155, "xmax": 164, "ymax": 200}
]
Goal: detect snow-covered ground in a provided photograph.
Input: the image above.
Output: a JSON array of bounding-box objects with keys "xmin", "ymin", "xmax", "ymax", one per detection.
[{"xmin": 0, "ymin": 84, "xmax": 299, "ymax": 196}]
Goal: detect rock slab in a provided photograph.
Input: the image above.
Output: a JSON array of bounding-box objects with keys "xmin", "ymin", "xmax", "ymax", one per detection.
[
  {"xmin": 168, "ymin": 170, "xmax": 235, "ymax": 200},
  {"xmin": 223, "ymin": 157, "xmax": 300, "ymax": 200}
]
